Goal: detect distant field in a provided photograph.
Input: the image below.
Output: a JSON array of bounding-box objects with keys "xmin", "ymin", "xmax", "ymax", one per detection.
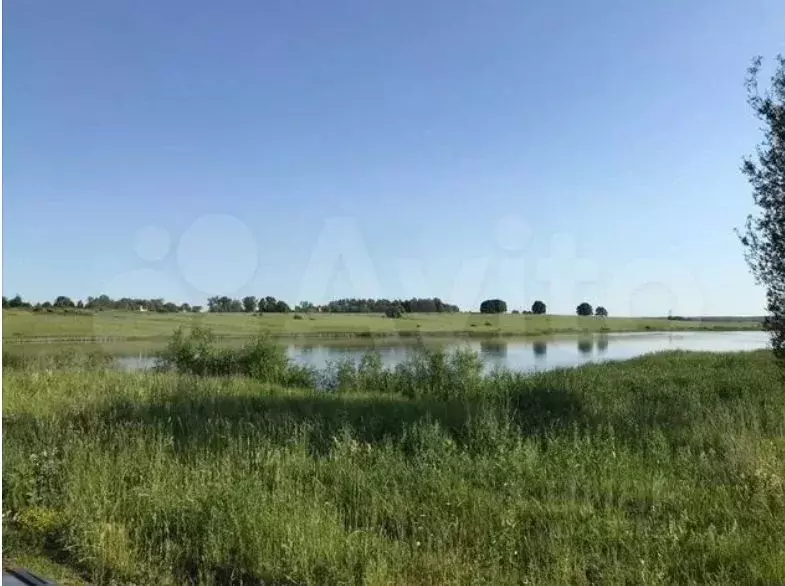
[{"xmin": 2, "ymin": 309, "xmax": 762, "ymax": 343}]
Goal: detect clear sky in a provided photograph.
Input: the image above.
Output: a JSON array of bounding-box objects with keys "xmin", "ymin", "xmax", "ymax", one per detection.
[{"xmin": 4, "ymin": 0, "xmax": 784, "ymax": 315}]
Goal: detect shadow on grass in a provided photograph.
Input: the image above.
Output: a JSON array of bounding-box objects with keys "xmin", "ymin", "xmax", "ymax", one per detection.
[{"xmin": 5, "ymin": 380, "xmax": 707, "ymax": 461}]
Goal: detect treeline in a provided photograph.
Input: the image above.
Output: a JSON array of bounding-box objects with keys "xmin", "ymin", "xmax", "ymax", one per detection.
[
  {"xmin": 207, "ymin": 296, "xmax": 292, "ymax": 313},
  {"xmin": 2, "ymin": 294, "xmax": 202, "ymax": 313},
  {"xmin": 205, "ymin": 296, "xmax": 460, "ymax": 314},
  {"xmin": 83, "ymin": 295, "xmax": 202, "ymax": 313},
  {"xmin": 320, "ymin": 298, "xmax": 459, "ymax": 314},
  {"xmin": 4, "ymin": 293, "xmax": 613, "ymax": 317},
  {"xmin": 3, "ymin": 294, "xmax": 461, "ymax": 315},
  {"xmin": 480, "ymin": 299, "xmax": 609, "ymax": 317}
]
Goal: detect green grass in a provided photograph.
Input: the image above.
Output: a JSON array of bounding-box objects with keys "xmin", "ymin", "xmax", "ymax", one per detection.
[
  {"xmin": 3, "ymin": 348, "xmax": 785, "ymax": 584},
  {"xmin": 4, "ymin": 553, "xmax": 89, "ymax": 586},
  {"xmin": 2, "ymin": 309, "xmax": 762, "ymax": 344}
]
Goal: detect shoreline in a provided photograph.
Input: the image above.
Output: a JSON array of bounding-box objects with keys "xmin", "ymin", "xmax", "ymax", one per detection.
[{"xmin": 3, "ymin": 323, "xmax": 765, "ymax": 346}]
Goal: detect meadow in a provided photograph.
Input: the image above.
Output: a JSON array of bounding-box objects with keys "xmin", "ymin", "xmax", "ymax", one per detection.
[
  {"xmin": 2, "ymin": 309, "xmax": 762, "ymax": 344},
  {"xmin": 3, "ymin": 336, "xmax": 785, "ymax": 585}
]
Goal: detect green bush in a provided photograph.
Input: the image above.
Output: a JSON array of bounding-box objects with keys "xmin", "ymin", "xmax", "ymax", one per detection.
[
  {"xmin": 385, "ymin": 306, "xmax": 404, "ymax": 318},
  {"xmin": 156, "ymin": 327, "xmax": 315, "ymax": 386},
  {"xmin": 479, "ymin": 299, "xmax": 507, "ymax": 313}
]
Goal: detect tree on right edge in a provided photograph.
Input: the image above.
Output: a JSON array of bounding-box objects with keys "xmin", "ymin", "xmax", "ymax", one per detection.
[{"xmin": 739, "ymin": 56, "xmax": 785, "ymax": 359}]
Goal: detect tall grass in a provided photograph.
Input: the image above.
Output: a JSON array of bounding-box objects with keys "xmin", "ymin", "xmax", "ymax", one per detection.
[
  {"xmin": 156, "ymin": 327, "xmax": 488, "ymax": 398},
  {"xmin": 3, "ymin": 344, "xmax": 785, "ymax": 584},
  {"xmin": 2, "ymin": 348, "xmax": 113, "ymax": 371},
  {"xmin": 155, "ymin": 326, "xmax": 315, "ymax": 386}
]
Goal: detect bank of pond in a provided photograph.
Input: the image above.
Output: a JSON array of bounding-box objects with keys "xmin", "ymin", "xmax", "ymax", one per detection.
[
  {"xmin": 3, "ymin": 328, "xmax": 771, "ymax": 380},
  {"xmin": 2, "ymin": 328, "xmax": 784, "ymax": 584}
]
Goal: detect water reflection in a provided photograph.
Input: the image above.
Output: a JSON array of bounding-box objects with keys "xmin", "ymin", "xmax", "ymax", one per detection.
[
  {"xmin": 479, "ymin": 340, "xmax": 508, "ymax": 359},
  {"xmin": 104, "ymin": 331, "xmax": 769, "ymax": 375},
  {"xmin": 577, "ymin": 338, "xmax": 593, "ymax": 356},
  {"xmin": 298, "ymin": 343, "xmax": 316, "ymax": 355},
  {"xmin": 325, "ymin": 345, "xmax": 349, "ymax": 357}
]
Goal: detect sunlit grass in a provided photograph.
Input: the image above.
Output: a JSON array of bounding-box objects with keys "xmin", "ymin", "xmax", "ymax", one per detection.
[{"xmin": 3, "ymin": 349, "xmax": 784, "ymax": 584}]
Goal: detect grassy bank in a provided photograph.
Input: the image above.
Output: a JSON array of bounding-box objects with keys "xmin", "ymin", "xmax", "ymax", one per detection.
[
  {"xmin": 2, "ymin": 309, "xmax": 762, "ymax": 344},
  {"xmin": 3, "ymin": 348, "xmax": 785, "ymax": 585}
]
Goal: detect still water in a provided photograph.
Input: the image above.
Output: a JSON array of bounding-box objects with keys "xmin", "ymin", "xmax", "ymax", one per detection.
[{"xmin": 116, "ymin": 331, "xmax": 769, "ymax": 373}]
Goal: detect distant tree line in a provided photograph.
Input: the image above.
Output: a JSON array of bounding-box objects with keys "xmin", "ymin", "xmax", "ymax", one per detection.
[
  {"xmin": 3, "ymin": 295, "xmax": 32, "ymax": 309},
  {"xmin": 207, "ymin": 296, "xmax": 292, "ymax": 313},
  {"xmin": 5, "ymin": 293, "xmax": 613, "ymax": 317},
  {"xmin": 320, "ymin": 297, "xmax": 459, "ymax": 314},
  {"xmin": 3, "ymin": 293, "xmax": 460, "ymax": 315},
  {"xmin": 82, "ymin": 295, "xmax": 201, "ymax": 313},
  {"xmin": 477, "ymin": 298, "xmax": 608, "ymax": 317},
  {"xmin": 2, "ymin": 294, "xmax": 201, "ymax": 313},
  {"xmin": 78, "ymin": 295, "xmax": 201, "ymax": 313},
  {"xmin": 198, "ymin": 296, "xmax": 462, "ymax": 314}
]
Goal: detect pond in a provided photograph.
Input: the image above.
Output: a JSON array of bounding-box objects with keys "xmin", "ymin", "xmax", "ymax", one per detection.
[{"xmin": 115, "ymin": 330, "xmax": 770, "ymax": 374}]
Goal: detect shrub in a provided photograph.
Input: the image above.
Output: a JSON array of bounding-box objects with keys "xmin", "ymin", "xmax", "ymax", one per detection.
[
  {"xmin": 595, "ymin": 306, "xmax": 608, "ymax": 317},
  {"xmin": 156, "ymin": 327, "xmax": 315, "ymax": 386},
  {"xmin": 293, "ymin": 314, "xmax": 304, "ymax": 320},
  {"xmin": 385, "ymin": 306, "xmax": 404, "ymax": 318},
  {"xmin": 391, "ymin": 347, "xmax": 484, "ymax": 400}
]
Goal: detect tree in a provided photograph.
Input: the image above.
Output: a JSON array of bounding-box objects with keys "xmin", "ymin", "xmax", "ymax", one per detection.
[
  {"xmin": 479, "ymin": 299, "xmax": 507, "ymax": 314},
  {"xmin": 191, "ymin": 305, "xmax": 203, "ymax": 313},
  {"xmin": 273, "ymin": 300, "xmax": 291, "ymax": 313},
  {"xmin": 576, "ymin": 302, "xmax": 593, "ymax": 316},
  {"xmin": 53, "ymin": 295, "xmax": 75, "ymax": 308},
  {"xmin": 207, "ymin": 296, "xmax": 243, "ymax": 312},
  {"xmin": 258, "ymin": 296, "xmax": 277, "ymax": 313},
  {"xmin": 8, "ymin": 295, "xmax": 25, "ymax": 308},
  {"xmin": 595, "ymin": 306, "xmax": 608, "ymax": 317},
  {"xmin": 242, "ymin": 296, "xmax": 258, "ymax": 313},
  {"xmin": 385, "ymin": 305, "xmax": 403, "ymax": 318},
  {"xmin": 739, "ymin": 56, "xmax": 785, "ymax": 358},
  {"xmin": 76, "ymin": 300, "xmax": 84, "ymax": 309},
  {"xmin": 531, "ymin": 300, "xmax": 547, "ymax": 315},
  {"xmin": 2, "ymin": 296, "xmax": 8, "ymax": 309}
]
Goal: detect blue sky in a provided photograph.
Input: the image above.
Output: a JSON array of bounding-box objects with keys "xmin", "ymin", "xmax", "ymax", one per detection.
[{"xmin": 4, "ymin": 0, "xmax": 784, "ymax": 315}]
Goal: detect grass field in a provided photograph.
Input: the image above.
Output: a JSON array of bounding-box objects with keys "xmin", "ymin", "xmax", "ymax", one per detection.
[
  {"xmin": 3, "ymin": 347, "xmax": 785, "ymax": 585},
  {"xmin": 2, "ymin": 309, "xmax": 762, "ymax": 343}
]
